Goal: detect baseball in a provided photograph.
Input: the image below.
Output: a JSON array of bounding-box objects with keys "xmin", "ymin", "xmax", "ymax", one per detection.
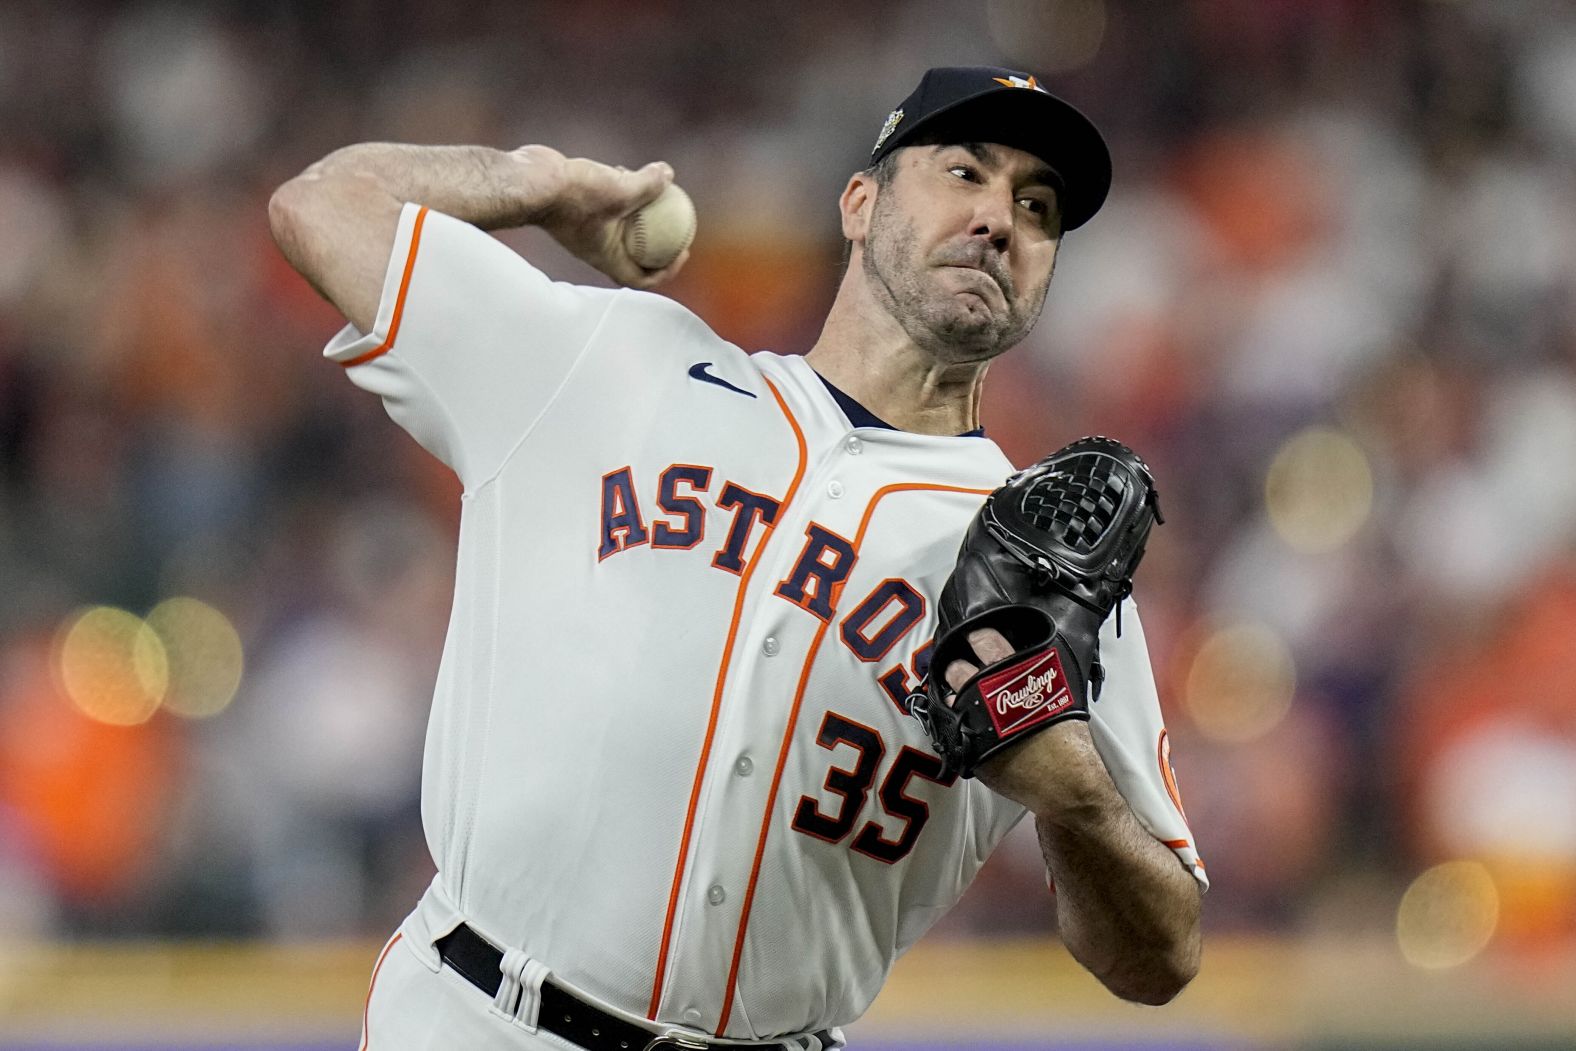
[{"xmin": 624, "ymin": 183, "xmax": 696, "ymax": 270}]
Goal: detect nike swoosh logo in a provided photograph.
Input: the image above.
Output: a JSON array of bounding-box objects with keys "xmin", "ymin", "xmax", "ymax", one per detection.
[{"xmin": 688, "ymin": 361, "xmax": 757, "ymax": 399}]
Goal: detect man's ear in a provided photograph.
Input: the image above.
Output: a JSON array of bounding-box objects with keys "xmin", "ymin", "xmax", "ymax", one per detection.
[{"xmin": 840, "ymin": 170, "xmax": 878, "ymax": 244}]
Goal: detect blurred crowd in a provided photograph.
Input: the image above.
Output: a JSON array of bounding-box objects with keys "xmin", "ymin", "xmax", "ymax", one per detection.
[{"xmin": 1, "ymin": 0, "xmax": 1574, "ymax": 959}]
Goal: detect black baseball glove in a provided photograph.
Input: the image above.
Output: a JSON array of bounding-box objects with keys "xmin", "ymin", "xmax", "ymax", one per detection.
[{"xmin": 908, "ymin": 437, "xmax": 1163, "ymax": 780}]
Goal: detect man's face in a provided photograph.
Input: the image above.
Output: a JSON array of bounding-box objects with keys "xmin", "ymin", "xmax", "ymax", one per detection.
[{"xmin": 859, "ymin": 141, "xmax": 1063, "ymax": 363}]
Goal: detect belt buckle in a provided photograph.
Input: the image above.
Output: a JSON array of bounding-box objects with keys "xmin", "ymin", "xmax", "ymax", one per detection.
[{"xmin": 645, "ymin": 1036, "xmax": 710, "ymax": 1051}]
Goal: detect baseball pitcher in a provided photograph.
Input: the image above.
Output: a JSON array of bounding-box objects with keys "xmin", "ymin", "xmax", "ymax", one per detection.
[{"xmin": 270, "ymin": 66, "xmax": 1205, "ymax": 1051}]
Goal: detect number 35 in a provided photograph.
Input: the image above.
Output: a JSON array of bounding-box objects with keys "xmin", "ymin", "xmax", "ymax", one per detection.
[{"xmin": 791, "ymin": 711, "xmax": 957, "ymax": 863}]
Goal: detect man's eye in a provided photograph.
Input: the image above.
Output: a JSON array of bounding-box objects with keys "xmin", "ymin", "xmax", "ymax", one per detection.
[
  {"xmin": 1018, "ymin": 197, "xmax": 1049, "ymax": 214},
  {"xmin": 948, "ymin": 164, "xmax": 978, "ymax": 181}
]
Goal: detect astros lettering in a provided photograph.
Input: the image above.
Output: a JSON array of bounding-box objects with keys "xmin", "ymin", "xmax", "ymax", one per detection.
[{"xmin": 597, "ymin": 460, "xmax": 934, "ymax": 708}]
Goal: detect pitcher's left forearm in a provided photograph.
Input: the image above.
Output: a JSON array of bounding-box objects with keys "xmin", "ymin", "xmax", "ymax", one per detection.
[{"xmin": 982, "ymin": 722, "xmax": 1202, "ymax": 1004}]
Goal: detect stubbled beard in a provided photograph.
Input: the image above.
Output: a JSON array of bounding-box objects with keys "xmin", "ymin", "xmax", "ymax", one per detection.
[{"xmin": 861, "ymin": 192, "xmax": 1049, "ymax": 362}]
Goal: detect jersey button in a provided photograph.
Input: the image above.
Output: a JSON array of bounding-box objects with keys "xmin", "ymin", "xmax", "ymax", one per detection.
[
  {"xmin": 845, "ymin": 436, "xmax": 863, "ymax": 455},
  {"xmin": 707, "ymin": 884, "xmax": 727, "ymax": 906},
  {"xmin": 762, "ymin": 636, "xmax": 780, "ymax": 656},
  {"xmin": 734, "ymin": 755, "xmax": 753, "ymax": 777},
  {"xmin": 828, "ymin": 480, "xmax": 845, "ymax": 499},
  {"xmin": 683, "ymin": 1008, "xmax": 704, "ymax": 1025}
]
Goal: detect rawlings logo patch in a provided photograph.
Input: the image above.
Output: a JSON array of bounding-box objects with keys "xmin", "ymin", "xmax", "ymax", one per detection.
[{"xmin": 978, "ymin": 648, "xmax": 1074, "ymax": 737}]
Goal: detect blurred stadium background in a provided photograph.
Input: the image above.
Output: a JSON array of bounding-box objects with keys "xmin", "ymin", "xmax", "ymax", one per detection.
[{"xmin": 2, "ymin": 0, "xmax": 1575, "ymax": 1048}]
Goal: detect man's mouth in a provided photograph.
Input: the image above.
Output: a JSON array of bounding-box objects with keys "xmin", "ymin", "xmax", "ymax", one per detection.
[{"xmin": 945, "ymin": 264, "xmax": 1004, "ymax": 301}]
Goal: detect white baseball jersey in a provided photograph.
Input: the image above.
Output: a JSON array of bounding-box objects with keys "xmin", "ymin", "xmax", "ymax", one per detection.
[{"xmin": 326, "ymin": 204, "xmax": 1206, "ymax": 1044}]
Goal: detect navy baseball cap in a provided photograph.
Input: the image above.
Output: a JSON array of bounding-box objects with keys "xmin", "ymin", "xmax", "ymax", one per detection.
[{"xmin": 869, "ymin": 66, "xmax": 1112, "ymax": 231}]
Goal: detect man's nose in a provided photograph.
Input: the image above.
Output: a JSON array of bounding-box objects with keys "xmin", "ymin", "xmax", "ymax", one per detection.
[{"xmin": 968, "ymin": 188, "xmax": 1014, "ymax": 255}]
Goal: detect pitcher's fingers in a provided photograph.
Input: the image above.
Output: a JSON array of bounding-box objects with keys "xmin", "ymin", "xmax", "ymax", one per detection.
[
  {"xmin": 938, "ymin": 629, "xmax": 1016, "ymax": 705},
  {"xmin": 623, "ymin": 160, "xmax": 674, "ymax": 212},
  {"xmin": 626, "ymin": 246, "xmax": 691, "ymax": 290},
  {"xmin": 944, "ymin": 659, "xmax": 978, "ymax": 694},
  {"xmin": 967, "ymin": 627, "xmax": 1015, "ymax": 665}
]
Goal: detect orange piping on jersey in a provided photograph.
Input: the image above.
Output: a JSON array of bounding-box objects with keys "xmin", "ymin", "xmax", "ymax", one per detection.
[
  {"xmin": 341, "ymin": 206, "xmax": 429, "ymax": 368},
  {"xmin": 715, "ymin": 480, "xmax": 992, "ymax": 1035},
  {"xmin": 1158, "ymin": 728, "xmax": 1192, "ymax": 823},
  {"xmin": 647, "ymin": 376, "xmax": 807, "ymax": 1021},
  {"xmin": 1157, "ymin": 731, "xmax": 1204, "ymax": 869},
  {"xmin": 1160, "ymin": 837, "xmax": 1205, "ymax": 869},
  {"xmin": 359, "ymin": 931, "xmax": 403, "ymax": 1050}
]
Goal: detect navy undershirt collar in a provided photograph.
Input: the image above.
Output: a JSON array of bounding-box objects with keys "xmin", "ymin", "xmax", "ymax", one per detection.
[{"xmin": 813, "ymin": 370, "xmax": 986, "ymax": 439}]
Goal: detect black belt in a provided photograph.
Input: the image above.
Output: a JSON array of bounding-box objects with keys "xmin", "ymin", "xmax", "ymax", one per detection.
[{"xmin": 435, "ymin": 923, "xmax": 835, "ymax": 1051}]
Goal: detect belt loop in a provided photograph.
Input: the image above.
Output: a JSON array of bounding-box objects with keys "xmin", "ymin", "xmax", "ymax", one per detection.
[
  {"xmin": 489, "ymin": 947, "xmax": 526, "ymax": 1020},
  {"xmin": 515, "ymin": 956, "xmax": 551, "ymax": 1031},
  {"xmin": 490, "ymin": 947, "xmax": 548, "ymax": 1031}
]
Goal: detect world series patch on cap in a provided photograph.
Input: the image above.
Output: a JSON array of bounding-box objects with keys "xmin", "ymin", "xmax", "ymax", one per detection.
[{"xmin": 870, "ymin": 65, "xmax": 1113, "ymax": 231}]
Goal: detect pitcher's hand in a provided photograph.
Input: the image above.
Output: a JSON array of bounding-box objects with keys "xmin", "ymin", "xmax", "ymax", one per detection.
[{"xmin": 512, "ymin": 145, "xmax": 689, "ymax": 289}]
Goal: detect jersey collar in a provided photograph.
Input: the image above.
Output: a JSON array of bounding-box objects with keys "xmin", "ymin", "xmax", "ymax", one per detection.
[{"xmin": 812, "ymin": 369, "xmax": 986, "ymax": 439}]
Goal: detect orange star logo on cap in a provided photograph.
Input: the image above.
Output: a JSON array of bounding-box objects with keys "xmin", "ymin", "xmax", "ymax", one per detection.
[{"xmin": 992, "ymin": 74, "xmax": 1046, "ymax": 92}]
